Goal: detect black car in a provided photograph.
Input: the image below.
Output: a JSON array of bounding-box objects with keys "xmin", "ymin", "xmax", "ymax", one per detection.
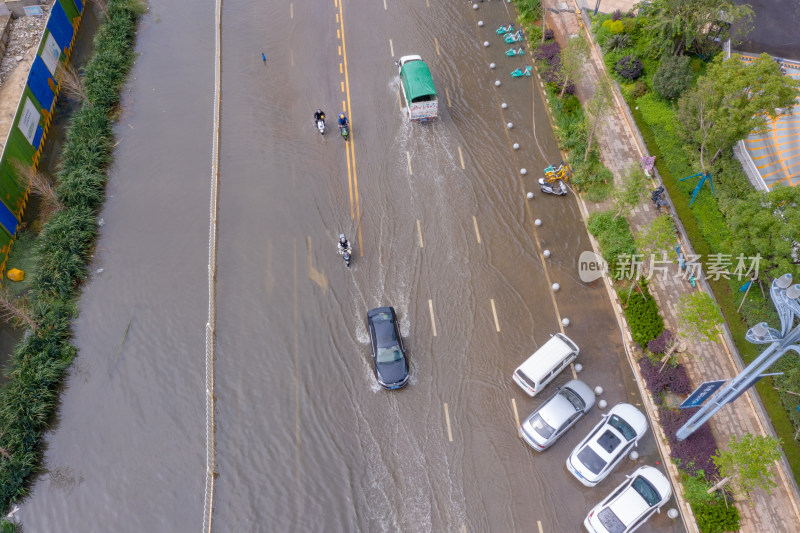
[{"xmin": 366, "ymin": 307, "xmax": 409, "ymax": 389}]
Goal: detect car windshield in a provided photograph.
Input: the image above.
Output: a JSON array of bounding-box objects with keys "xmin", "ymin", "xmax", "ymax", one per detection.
[
  {"xmin": 530, "ymin": 413, "xmax": 555, "ymax": 439},
  {"xmin": 560, "ymin": 387, "xmax": 586, "ymax": 411},
  {"xmin": 515, "ymin": 370, "xmax": 537, "ymax": 390},
  {"xmin": 376, "ymin": 346, "xmax": 403, "ymax": 364},
  {"xmin": 577, "ymin": 446, "xmax": 607, "ymax": 475},
  {"xmin": 597, "ymin": 508, "xmax": 626, "ymax": 533},
  {"xmin": 609, "ymin": 414, "xmax": 637, "ymax": 441},
  {"xmin": 632, "ymin": 476, "xmax": 661, "ymax": 507}
]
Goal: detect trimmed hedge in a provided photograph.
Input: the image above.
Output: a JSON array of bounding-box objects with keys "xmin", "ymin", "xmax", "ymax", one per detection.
[
  {"xmin": 0, "ymin": 0, "xmax": 142, "ymax": 512},
  {"xmin": 618, "ymin": 281, "xmax": 664, "ymax": 347},
  {"xmin": 693, "ymin": 499, "xmax": 741, "ymax": 533}
]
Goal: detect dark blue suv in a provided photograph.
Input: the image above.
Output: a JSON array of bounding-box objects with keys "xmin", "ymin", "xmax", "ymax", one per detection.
[{"xmin": 366, "ymin": 307, "xmax": 409, "ymax": 390}]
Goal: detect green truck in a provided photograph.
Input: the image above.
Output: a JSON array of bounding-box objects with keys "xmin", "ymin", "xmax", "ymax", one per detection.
[{"xmin": 397, "ymin": 55, "xmax": 438, "ymax": 122}]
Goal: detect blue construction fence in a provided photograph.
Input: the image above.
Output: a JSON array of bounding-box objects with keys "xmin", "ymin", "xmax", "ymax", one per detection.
[{"xmin": 0, "ymin": 0, "xmax": 84, "ymax": 275}]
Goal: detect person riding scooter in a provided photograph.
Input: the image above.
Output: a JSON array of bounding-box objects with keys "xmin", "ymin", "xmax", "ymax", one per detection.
[
  {"xmin": 337, "ymin": 113, "xmax": 349, "ymax": 131},
  {"xmin": 337, "ymin": 234, "xmax": 352, "ymax": 255}
]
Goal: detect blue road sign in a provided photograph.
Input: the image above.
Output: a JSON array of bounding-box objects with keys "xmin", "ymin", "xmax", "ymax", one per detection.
[{"xmin": 679, "ymin": 380, "xmax": 728, "ymax": 409}]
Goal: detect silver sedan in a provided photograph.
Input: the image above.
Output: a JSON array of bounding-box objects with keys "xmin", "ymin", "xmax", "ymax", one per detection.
[{"xmin": 519, "ymin": 379, "xmax": 596, "ymax": 451}]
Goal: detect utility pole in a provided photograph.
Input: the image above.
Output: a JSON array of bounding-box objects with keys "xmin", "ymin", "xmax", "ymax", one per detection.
[{"xmin": 676, "ymin": 274, "xmax": 800, "ymax": 441}]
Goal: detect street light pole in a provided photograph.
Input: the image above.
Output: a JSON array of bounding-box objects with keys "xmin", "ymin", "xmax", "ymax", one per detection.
[{"xmin": 676, "ymin": 274, "xmax": 800, "ymax": 441}]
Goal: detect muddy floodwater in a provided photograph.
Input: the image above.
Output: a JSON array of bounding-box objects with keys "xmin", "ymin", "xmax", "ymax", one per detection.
[{"xmin": 18, "ymin": 1, "xmax": 684, "ymax": 532}]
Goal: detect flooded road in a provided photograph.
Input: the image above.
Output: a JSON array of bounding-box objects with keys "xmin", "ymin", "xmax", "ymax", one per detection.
[{"xmin": 19, "ymin": 1, "xmax": 684, "ymax": 532}]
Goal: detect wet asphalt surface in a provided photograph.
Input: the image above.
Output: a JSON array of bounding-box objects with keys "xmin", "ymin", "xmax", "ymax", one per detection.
[{"xmin": 17, "ymin": 1, "xmax": 685, "ymax": 532}]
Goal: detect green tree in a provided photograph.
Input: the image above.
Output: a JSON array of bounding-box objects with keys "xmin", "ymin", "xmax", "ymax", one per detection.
[
  {"xmin": 678, "ymin": 53, "xmax": 799, "ymax": 174},
  {"xmin": 677, "ymin": 291, "xmax": 724, "ymax": 343},
  {"xmin": 612, "ymin": 163, "xmax": 649, "ymax": 220},
  {"xmin": 636, "ymin": 0, "xmax": 753, "ymax": 57},
  {"xmin": 653, "ymin": 54, "xmax": 693, "ymax": 100},
  {"xmin": 725, "ymin": 186, "xmax": 800, "ymax": 280},
  {"xmin": 635, "ymin": 214, "xmax": 678, "ymax": 262},
  {"xmin": 710, "ymin": 433, "xmax": 782, "ymax": 497},
  {"xmin": 584, "ymin": 78, "xmax": 613, "ymax": 161},
  {"xmin": 558, "ymin": 34, "xmax": 590, "ymax": 97}
]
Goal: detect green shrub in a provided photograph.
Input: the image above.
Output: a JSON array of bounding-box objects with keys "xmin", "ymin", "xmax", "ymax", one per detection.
[
  {"xmin": 692, "ymin": 499, "xmax": 741, "ymax": 533},
  {"xmin": 691, "ymin": 57, "xmax": 704, "ymax": 72},
  {"xmin": 653, "ymin": 54, "xmax": 693, "ymax": 100},
  {"xmin": 631, "ymin": 81, "xmax": 648, "ymax": 98},
  {"xmin": 514, "ymin": 0, "xmax": 541, "ymax": 24},
  {"xmin": 609, "ymin": 20, "xmax": 625, "ymax": 34},
  {"xmin": 603, "ymin": 33, "xmax": 631, "ymax": 52},
  {"xmin": 619, "ymin": 280, "xmax": 664, "ymax": 347},
  {"xmin": 587, "ymin": 210, "xmax": 637, "ymax": 275},
  {"xmin": 0, "ymin": 519, "xmax": 17, "ymax": 532}
]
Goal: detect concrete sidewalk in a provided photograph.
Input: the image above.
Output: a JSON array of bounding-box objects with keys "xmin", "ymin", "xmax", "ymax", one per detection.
[{"xmin": 543, "ymin": 1, "xmax": 800, "ymax": 531}]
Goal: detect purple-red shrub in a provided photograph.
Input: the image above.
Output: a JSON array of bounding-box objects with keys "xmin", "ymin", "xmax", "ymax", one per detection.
[
  {"xmin": 544, "ymin": 29, "xmax": 555, "ymax": 41},
  {"xmin": 612, "ymin": 9, "xmax": 622, "ymax": 21},
  {"xmin": 534, "ymin": 42, "xmax": 561, "ymax": 64},
  {"xmin": 659, "ymin": 406, "xmax": 719, "ymax": 479},
  {"xmin": 638, "ymin": 356, "xmax": 693, "ymax": 396},
  {"xmin": 668, "ymin": 365, "xmax": 692, "ymax": 395},
  {"xmin": 647, "ymin": 329, "xmax": 673, "ymax": 354}
]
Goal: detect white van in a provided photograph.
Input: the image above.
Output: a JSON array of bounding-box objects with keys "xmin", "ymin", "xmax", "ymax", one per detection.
[{"xmin": 512, "ymin": 333, "xmax": 580, "ymax": 397}]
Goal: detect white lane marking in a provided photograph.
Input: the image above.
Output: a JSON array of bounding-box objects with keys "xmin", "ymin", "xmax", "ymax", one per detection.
[
  {"xmin": 383, "ymin": 0, "xmax": 387, "ymax": 10},
  {"xmin": 445, "ymin": 87, "xmax": 451, "ymax": 107},
  {"xmin": 444, "ymin": 402, "xmax": 453, "ymax": 442},
  {"xmin": 472, "ymin": 216, "xmax": 481, "ymax": 243},
  {"xmin": 428, "ymin": 299, "xmax": 437, "ymax": 336},
  {"xmin": 434, "ymin": 37, "xmax": 441, "ymax": 56},
  {"xmin": 538, "ymin": 520, "xmax": 543, "ymax": 533},
  {"xmin": 458, "ymin": 145, "xmax": 465, "ymax": 169},
  {"xmin": 290, "ymin": 2, "xmax": 293, "ymax": 18},
  {"xmin": 406, "ymin": 151, "xmax": 413, "ymax": 175},
  {"xmin": 417, "ymin": 219, "xmax": 424, "ymax": 247},
  {"xmin": 389, "ymin": 38, "xmax": 394, "ymax": 57},
  {"xmin": 490, "ymin": 299, "xmax": 500, "ymax": 332},
  {"xmin": 512, "ymin": 398, "xmax": 520, "ymax": 433}
]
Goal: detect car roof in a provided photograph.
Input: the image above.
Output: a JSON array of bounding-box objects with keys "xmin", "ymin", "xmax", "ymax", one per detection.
[
  {"xmin": 585, "ymin": 404, "xmax": 647, "ymax": 460},
  {"xmin": 540, "ymin": 392, "xmax": 577, "ymax": 426},
  {"xmin": 606, "ymin": 467, "xmax": 671, "ymax": 524},
  {"xmin": 517, "ymin": 333, "xmax": 579, "ymax": 377},
  {"xmin": 607, "ymin": 484, "xmax": 651, "ymax": 525}
]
